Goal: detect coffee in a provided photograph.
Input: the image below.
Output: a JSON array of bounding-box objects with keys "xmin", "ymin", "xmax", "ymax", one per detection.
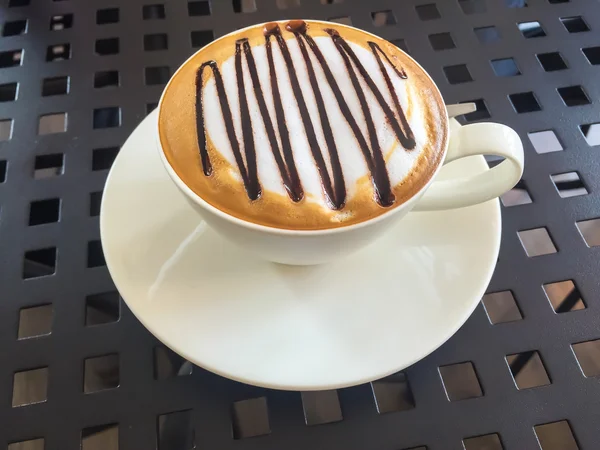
[{"xmin": 159, "ymin": 20, "xmax": 448, "ymax": 230}]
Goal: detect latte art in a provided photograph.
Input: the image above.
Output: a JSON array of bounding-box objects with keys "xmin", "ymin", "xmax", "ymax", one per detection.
[{"xmin": 159, "ymin": 20, "xmax": 448, "ymax": 229}]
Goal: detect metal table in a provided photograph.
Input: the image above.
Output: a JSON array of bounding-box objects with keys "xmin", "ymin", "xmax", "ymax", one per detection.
[{"xmin": 1, "ymin": 0, "xmax": 600, "ymax": 448}]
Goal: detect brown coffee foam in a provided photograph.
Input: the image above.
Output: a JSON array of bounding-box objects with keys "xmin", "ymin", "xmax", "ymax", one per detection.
[{"xmin": 159, "ymin": 20, "xmax": 448, "ymax": 230}]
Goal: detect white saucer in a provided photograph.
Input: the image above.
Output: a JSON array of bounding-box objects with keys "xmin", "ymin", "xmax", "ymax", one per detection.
[{"xmin": 100, "ymin": 111, "xmax": 501, "ymax": 391}]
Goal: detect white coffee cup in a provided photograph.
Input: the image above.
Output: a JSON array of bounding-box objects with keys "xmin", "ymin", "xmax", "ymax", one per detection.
[
  {"xmin": 156, "ymin": 22, "xmax": 524, "ymax": 265},
  {"xmin": 158, "ymin": 113, "xmax": 523, "ymax": 265}
]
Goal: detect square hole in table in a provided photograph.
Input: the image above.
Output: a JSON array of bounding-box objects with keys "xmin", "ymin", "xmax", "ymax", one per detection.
[
  {"xmin": 518, "ymin": 228, "xmax": 556, "ymax": 256},
  {"xmin": 509, "ymin": 92, "xmax": 541, "ymax": 113},
  {"xmin": 188, "ymin": 1, "xmax": 211, "ymax": 16},
  {"xmin": 2, "ymin": 19, "xmax": 28, "ymax": 36},
  {"xmin": 0, "ymin": 84, "xmax": 17, "ymax": 105},
  {"xmin": 505, "ymin": 0, "xmax": 527, "ymax": 6},
  {"xmin": 501, "ymin": 180, "xmax": 532, "ymax": 206},
  {"xmin": 39, "ymin": 113, "xmax": 67, "ymax": 134},
  {"xmin": 23, "ymin": 247, "xmax": 57, "ymax": 279},
  {"xmin": 560, "ymin": 16, "xmax": 589, "ymax": 33},
  {"xmin": 29, "ymin": 198, "xmax": 60, "ymax": 226},
  {"xmin": 0, "ymin": 83, "xmax": 18, "ymax": 102},
  {"xmin": 93, "ymin": 147, "xmax": 119, "ymax": 171},
  {"xmin": 158, "ymin": 410, "xmax": 194, "ymax": 449},
  {"xmin": 0, "ymin": 49, "xmax": 23, "ymax": 68},
  {"xmin": 233, "ymin": 0, "xmax": 257, "ymax": 13},
  {"xmin": 87, "ymin": 240, "xmax": 106, "ymax": 268},
  {"xmin": 154, "ymin": 345, "xmax": 193, "ymax": 379},
  {"xmin": 96, "ymin": 38, "xmax": 119, "ymax": 55},
  {"xmin": 9, "ymin": 0, "xmax": 29, "ymax": 6},
  {"xmin": 506, "ymin": 351, "xmax": 550, "ymax": 389},
  {"xmin": 572, "ymin": 339, "xmax": 600, "ymax": 377},
  {"xmin": 12, "ymin": 367, "xmax": 48, "ymax": 406},
  {"xmin": 550, "ymin": 172, "xmax": 587, "ymax": 198},
  {"xmin": 146, "ymin": 102, "xmax": 158, "ymax": 114},
  {"xmin": 543, "ymin": 280, "xmax": 585, "ymax": 313},
  {"xmin": 301, "ymin": 390, "xmax": 343, "ymax": 424},
  {"xmin": 42, "ymin": 76, "xmax": 69, "ymax": 96},
  {"xmin": 328, "ymin": 16, "xmax": 352, "ymax": 25},
  {"xmin": 518, "ymin": 21, "xmax": 546, "ymax": 38},
  {"xmin": 474, "ymin": 26, "xmax": 500, "ymax": 43},
  {"xmin": 557, "ymin": 86, "xmax": 589, "ymax": 107},
  {"xmin": 34, "ymin": 154, "xmax": 64, "ymax": 179},
  {"xmin": 8, "ymin": 438, "xmax": 44, "ymax": 450},
  {"xmin": 144, "ymin": 33, "xmax": 168, "ymax": 51},
  {"xmin": 18, "ymin": 304, "xmax": 53, "ymax": 339},
  {"xmin": 537, "ymin": 52, "xmax": 567, "ymax": 72},
  {"xmin": 0, "ymin": 119, "xmax": 13, "ymax": 141},
  {"xmin": 528, "ymin": 130, "xmax": 563, "ymax": 153},
  {"xmin": 82, "ymin": 424, "xmax": 119, "ymax": 450},
  {"xmin": 460, "ymin": 99, "xmax": 490, "ymax": 122},
  {"xmin": 372, "ymin": 10, "xmax": 396, "ymax": 26},
  {"xmin": 439, "ymin": 362, "xmax": 483, "ymax": 401},
  {"xmin": 576, "ymin": 218, "xmax": 600, "ymax": 247},
  {"xmin": 50, "ymin": 14, "xmax": 73, "ymax": 30},
  {"xmin": 97, "ymin": 8, "xmax": 120, "ymax": 24},
  {"xmin": 463, "ymin": 433, "xmax": 504, "ymax": 450},
  {"xmin": 416, "ymin": 4, "xmax": 440, "ymax": 20},
  {"xmin": 444, "ymin": 64, "xmax": 473, "ymax": 84},
  {"xmin": 534, "ymin": 420, "xmax": 579, "ymax": 450},
  {"xmin": 143, "ymin": 4, "xmax": 166, "ymax": 19},
  {"xmin": 93, "ymin": 107, "xmax": 121, "ymax": 129},
  {"xmin": 154, "ymin": 345, "xmax": 194, "ymax": 380},
  {"xmin": 232, "ymin": 397, "xmax": 271, "ymax": 439},
  {"xmin": 491, "ymin": 58, "xmax": 520, "ymax": 77},
  {"xmin": 482, "ymin": 291, "xmax": 522, "ymax": 324},
  {"xmin": 46, "ymin": 44, "xmax": 70, "ymax": 61},
  {"xmin": 145, "ymin": 66, "xmax": 171, "ymax": 85},
  {"xmin": 582, "ymin": 46, "xmax": 600, "ymax": 65},
  {"xmin": 429, "ymin": 32, "xmax": 455, "ymax": 50},
  {"xmin": 580, "ymin": 123, "xmax": 600, "ymax": 146},
  {"xmin": 371, "ymin": 372, "xmax": 415, "ymax": 413},
  {"xmin": 0, "ymin": 160, "xmax": 6, "ymax": 183},
  {"xmin": 94, "ymin": 70, "xmax": 119, "ymax": 89},
  {"xmin": 86, "ymin": 290, "xmax": 120, "ymax": 325},
  {"xmin": 191, "ymin": 30, "xmax": 214, "ymax": 48},
  {"xmin": 84, "ymin": 354, "xmax": 119, "ymax": 393},
  {"xmin": 459, "ymin": 0, "xmax": 486, "ymax": 15}
]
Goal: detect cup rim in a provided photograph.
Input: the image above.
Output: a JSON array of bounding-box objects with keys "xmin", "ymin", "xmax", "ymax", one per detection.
[{"xmin": 157, "ymin": 19, "xmax": 450, "ymax": 236}]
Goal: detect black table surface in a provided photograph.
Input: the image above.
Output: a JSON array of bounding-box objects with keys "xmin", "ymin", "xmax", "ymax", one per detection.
[{"xmin": 1, "ymin": 0, "xmax": 600, "ymax": 449}]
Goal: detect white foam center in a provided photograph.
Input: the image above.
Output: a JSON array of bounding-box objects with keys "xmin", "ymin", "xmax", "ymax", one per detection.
[{"xmin": 202, "ymin": 36, "xmax": 429, "ymax": 210}]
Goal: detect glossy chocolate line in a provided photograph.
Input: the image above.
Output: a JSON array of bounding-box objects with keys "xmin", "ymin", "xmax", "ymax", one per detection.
[
  {"xmin": 368, "ymin": 42, "xmax": 415, "ymax": 148},
  {"xmin": 195, "ymin": 62, "xmax": 215, "ymax": 177},
  {"xmin": 292, "ymin": 27, "xmax": 346, "ymax": 209},
  {"xmin": 272, "ymin": 28, "xmax": 343, "ymax": 209},
  {"xmin": 323, "ymin": 32, "xmax": 395, "ymax": 206},
  {"xmin": 326, "ymin": 29, "xmax": 417, "ymax": 151},
  {"xmin": 295, "ymin": 28, "xmax": 393, "ymax": 206},
  {"xmin": 196, "ymin": 59, "xmax": 260, "ymax": 200},
  {"xmin": 261, "ymin": 34, "xmax": 304, "ymax": 202},
  {"xmin": 234, "ymin": 39, "xmax": 261, "ymax": 200}
]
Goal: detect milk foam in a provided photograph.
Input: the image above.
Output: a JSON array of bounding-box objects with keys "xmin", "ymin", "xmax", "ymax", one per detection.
[{"xmin": 202, "ymin": 36, "xmax": 429, "ymax": 213}]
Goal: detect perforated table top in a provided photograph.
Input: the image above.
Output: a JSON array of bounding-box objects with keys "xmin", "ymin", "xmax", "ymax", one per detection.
[{"xmin": 1, "ymin": 0, "xmax": 600, "ymax": 449}]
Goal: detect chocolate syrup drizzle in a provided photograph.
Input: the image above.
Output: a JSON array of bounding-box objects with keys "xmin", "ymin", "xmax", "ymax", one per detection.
[{"xmin": 195, "ymin": 20, "xmax": 416, "ymax": 209}]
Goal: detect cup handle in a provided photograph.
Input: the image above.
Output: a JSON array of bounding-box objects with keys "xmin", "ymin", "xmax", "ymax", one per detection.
[{"xmin": 414, "ymin": 120, "xmax": 524, "ymax": 211}]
